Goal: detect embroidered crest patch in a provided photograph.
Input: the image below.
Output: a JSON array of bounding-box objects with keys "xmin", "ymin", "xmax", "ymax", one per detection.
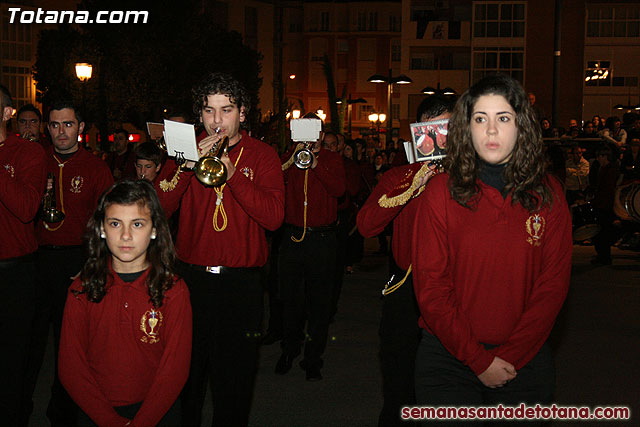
[
  {"xmin": 140, "ymin": 309, "xmax": 163, "ymax": 344},
  {"xmin": 525, "ymin": 214, "xmax": 545, "ymax": 246},
  {"xmin": 4, "ymin": 164, "xmax": 15, "ymax": 178},
  {"xmin": 240, "ymin": 166, "xmax": 254, "ymax": 181},
  {"xmin": 70, "ymin": 176, "xmax": 84, "ymax": 193}
]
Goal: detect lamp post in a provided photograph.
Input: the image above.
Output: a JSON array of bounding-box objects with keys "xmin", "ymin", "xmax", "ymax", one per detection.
[
  {"xmin": 367, "ymin": 69, "xmax": 412, "ymax": 146},
  {"xmin": 368, "ymin": 112, "xmax": 386, "ymax": 148},
  {"xmin": 340, "ymin": 95, "xmax": 366, "ymax": 138},
  {"xmin": 75, "ymin": 62, "xmax": 92, "ymax": 148}
]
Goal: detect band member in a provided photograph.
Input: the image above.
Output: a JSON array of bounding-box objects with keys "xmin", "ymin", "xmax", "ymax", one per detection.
[
  {"xmin": 107, "ymin": 128, "xmax": 137, "ymax": 180},
  {"xmin": 135, "ymin": 142, "xmax": 164, "ymax": 183},
  {"xmin": 357, "ymin": 94, "xmax": 454, "ymax": 426},
  {"xmin": 412, "ymin": 74, "xmax": 571, "ymax": 418},
  {"xmin": 28, "ymin": 100, "xmax": 113, "ymax": 426},
  {"xmin": 16, "ymin": 104, "xmax": 50, "ymax": 149},
  {"xmin": 276, "ymin": 113, "xmax": 345, "ymax": 381},
  {"xmin": 155, "ymin": 72, "xmax": 284, "ymax": 426},
  {"xmin": 59, "ymin": 180, "xmax": 191, "ymax": 426},
  {"xmin": 0, "ymin": 85, "xmax": 47, "ymax": 425}
]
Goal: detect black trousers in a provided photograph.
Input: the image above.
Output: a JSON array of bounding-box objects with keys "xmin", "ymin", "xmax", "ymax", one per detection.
[
  {"xmin": 264, "ymin": 228, "xmax": 284, "ymax": 336},
  {"xmin": 593, "ymin": 208, "xmax": 616, "ymax": 261},
  {"xmin": 0, "ymin": 254, "xmax": 37, "ymax": 426},
  {"xmin": 279, "ymin": 226, "xmax": 336, "ymax": 370},
  {"xmin": 415, "ymin": 331, "xmax": 555, "ymax": 426},
  {"xmin": 378, "ymin": 267, "xmax": 421, "ymax": 427},
  {"xmin": 25, "ymin": 246, "xmax": 85, "ymax": 426},
  {"xmin": 77, "ymin": 398, "xmax": 181, "ymax": 426},
  {"xmin": 178, "ymin": 263, "xmax": 263, "ymax": 427}
]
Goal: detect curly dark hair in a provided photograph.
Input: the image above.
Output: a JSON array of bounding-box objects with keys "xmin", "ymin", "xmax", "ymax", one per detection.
[
  {"xmin": 77, "ymin": 180, "xmax": 176, "ymax": 308},
  {"xmin": 444, "ymin": 73, "xmax": 553, "ymax": 212},
  {"xmin": 192, "ymin": 72, "xmax": 250, "ymax": 128}
]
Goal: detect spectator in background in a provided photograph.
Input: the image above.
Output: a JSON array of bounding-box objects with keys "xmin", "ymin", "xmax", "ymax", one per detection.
[
  {"xmin": 590, "ymin": 146, "xmax": 620, "ymax": 265},
  {"xmin": 565, "ymin": 144, "xmax": 589, "ymax": 206},
  {"xmin": 106, "ymin": 128, "xmax": 137, "ymax": 180},
  {"xmin": 528, "ymin": 92, "xmax": 545, "ymax": 122},
  {"xmin": 540, "ymin": 118, "xmax": 554, "ymax": 138},
  {"xmin": 592, "ymin": 115, "xmax": 604, "ymax": 132},
  {"xmin": 621, "ymin": 138, "xmax": 640, "ymax": 180},
  {"xmin": 601, "ymin": 116, "xmax": 627, "ymax": 148},
  {"xmin": 579, "ymin": 120, "xmax": 598, "ymax": 138},
  {"xmin": 16, "ymin": 104, "xmax": 49, "ymax": 149}
]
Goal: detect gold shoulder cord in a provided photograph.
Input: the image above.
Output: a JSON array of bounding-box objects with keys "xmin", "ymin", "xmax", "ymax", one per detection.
[
  {"xmin": 291, "ymin": 169, "xmax": 309, "ymax": 242},
  {"xmin": 159, "ymin": 165, "xmax": 184, "ymax": 192},
  {"xmin": 382, "ymin": 264, "xmax": 412, "ymax": 296},
  {"xmin": 212, "ymin": 147, "xmax": 244, "ymax": 232},
  {"xmin": 377, "ymin": 162, "xmax": 432, "ymax": 208},
  {"xmin": 45, "ymin": 155, "xmax": 66, "ymax": 231}
]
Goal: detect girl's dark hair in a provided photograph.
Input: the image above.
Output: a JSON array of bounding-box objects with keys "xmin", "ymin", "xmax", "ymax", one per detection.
[
  {"xmin": 444, "ymin": 73, "xmax": 553, "ymax": 212},
  {"xmin": 78, "ymin": 180, "xmax": 176, "ymax": 308}
]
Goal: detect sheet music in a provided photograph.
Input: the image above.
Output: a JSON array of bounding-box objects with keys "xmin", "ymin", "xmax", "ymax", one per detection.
[
  {"xmin": 146, "ymin": 122, "xmax": 164, "ymax": 141},
  {"xmin": 163, "ymin": 119, "xmax": 200, "ymax": 162}
]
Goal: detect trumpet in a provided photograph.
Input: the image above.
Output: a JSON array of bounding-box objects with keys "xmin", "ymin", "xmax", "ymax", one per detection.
[
  {"xmin": 41, "ymin": 173, "xmax": 65, "ymax": 223},
  {"xmin": 293, "ymin": 142, "xmax": 315, "ymax": 169},
  {"xmin": 194, "ymin": 128, "xmax": 229, "ymax": 186}
]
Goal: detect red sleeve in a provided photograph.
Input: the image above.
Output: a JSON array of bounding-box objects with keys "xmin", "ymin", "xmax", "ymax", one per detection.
[
  {"xmin": 58, "ymin": 284, "xmax": 130, "ymax": 426},
  {"xmin": 411, "ymin": 177, "xmax": 494, "ymax": 375},
  {"xmin": 132, "ymin": 280, "xmax": 192, "ymax": 426},
  {"xmin": 0, "ymin": 142, "xmax": 46, "ymax": 222},
  {"xmin": 493, "ymin": 182, "xmax": 572, "ymax": 369},
  {"xmin": 357, "ymin": 167, "xmax": 403, "ymax": 238},
  {"xmin": 226, "ymin": 145, "xmax": 285, "ymax": 231},
  {"xmin": 154, "ymin": 159, "xmax": 194, "ymax": 217},
  {"xmin": 311, "ymin": 150, "xmax": 345, "ymax": 198}
]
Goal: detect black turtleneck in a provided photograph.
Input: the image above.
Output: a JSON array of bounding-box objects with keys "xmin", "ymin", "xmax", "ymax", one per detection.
[
  {"xmin": 54, "ymin": 149, "xmax": 79, "ymax": 162},
  {"xmin": 478, "ymin": 159, "xmax": 507, "ymax": 198}
]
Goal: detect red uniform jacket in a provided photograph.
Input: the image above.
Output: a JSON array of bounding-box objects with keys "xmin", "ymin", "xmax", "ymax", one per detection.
[
  {"xmin": 156, "ymin": 131, "xmax": 284, "ymax": 267},
  {"xmin": 412, "ymin": 173, "xmax": 572, "ymax": 375},
  {"xmin": 59, "ymin": 266, "xmax": 192, "ymax": 427},
  {"xmin": 36, "ymin": 147, "xmax": 114, "ymax": 246},
  {"xmin": 357, "ymin": 163, "xmax": 423, "ymax": 270},
  {"xmin": 0, "ymin": 134, "xmax": 47, "ymax": 259},
  {"xmin": 282, "ymin": 147, "xmax": 345, "ymax": 227}
]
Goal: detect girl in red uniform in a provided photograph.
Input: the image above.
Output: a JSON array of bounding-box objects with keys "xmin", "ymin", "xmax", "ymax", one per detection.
[
  {"xmin": 412, "ymin": 74, "xmax": 572, "ymax": 423},
  {"xmin": 59, "ymin": 180, "xmax": 192, "ymax": 427}
]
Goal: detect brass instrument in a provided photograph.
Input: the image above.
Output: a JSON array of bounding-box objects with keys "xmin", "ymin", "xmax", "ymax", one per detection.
[
  {"xmin": 41, "ymin": 173, "xmax": 65, "ymax": 223},
  {"xmin": 293, "ymin": 142, "xmax": 314, "ymax": 169},
  {"xmin": 194, "ymin": 130, "xmax": 229, "ymax": 186}
]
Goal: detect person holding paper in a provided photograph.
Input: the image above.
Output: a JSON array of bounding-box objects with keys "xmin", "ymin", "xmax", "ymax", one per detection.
[
  {"xmin": 356, "ymin": 94, "xmax": 453, "ymax": 426},
  {"xmin": 154, "ymin": 72, "xmax": 284, "ymax": 426}
]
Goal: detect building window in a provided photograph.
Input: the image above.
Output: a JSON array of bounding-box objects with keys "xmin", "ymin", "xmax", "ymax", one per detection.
[
  {"xmin": 357, "ymin": 12, "xmax": 367, "ymax": 31},
  {"xmin": 473, "ymin": 2, "xmax": 525, "ymax": 38},
  {"xmin": 585, "ymin": 61, "xmax": 611, "ymax": 87},
  {"xmin": 389, "ymin": 14, "xmax": 400, "ymax": 32},
  {"xmin": 359, "ymin": 104, "xmax": 374, "ymax": 121},
  {"xmin": 587, "ymin": 5, "xmax": 640, "ymax": 38},
  {"xmin": 320, "ymin": 12, "xmax": 330, "ymax": 32},
  {"xmin": 369, "ymin": 12, "xmax": 378, "ymax": 31},
  {"xmin": 473, "ymin": 47, "xmax": 524, "ymax": 83},
  {"xmin": 2, "ymin": 66, "xmax": 32, "ymax": 110},
  {"xmin": 391, "ymin": 43, "xmax": 401, "ymax": 62}
]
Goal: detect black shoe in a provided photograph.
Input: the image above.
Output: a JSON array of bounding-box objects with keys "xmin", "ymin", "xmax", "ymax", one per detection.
[
  {"xmin": 260, "ymin": 331, "xmax": 282, "ymax": 346},
  {"xmin": 305, "ymin": 366, "xmax": 322, "ymax": 381},
  {"xmin": 275, "ymin": 353, "xmax": 297, "ymax": 375}
]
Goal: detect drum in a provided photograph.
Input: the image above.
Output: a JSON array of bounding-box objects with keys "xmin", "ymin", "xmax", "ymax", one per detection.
[
  {"xmin": 614, "ymin": 183, "xmax": 640, "ymax": 222},
  {"xmin": 572, "ymin": 202, "xmax": 600, "ymax": 241}
]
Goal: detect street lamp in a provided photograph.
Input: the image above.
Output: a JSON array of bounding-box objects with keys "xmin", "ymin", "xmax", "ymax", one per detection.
[
  {"xmin": 368, "ymin": 112, "xmax": 386, "ymax": 147},
  {"xmin": 421, "ymin": 85, "xmax": 457, "ymax": 96},
  {"xmin": 75, "ymin": 62, "xmax": 92, "ymax": 147},
  {"xmin": 317, "ymin": 108, "xmax": 326, "ymax": 121},
  {"xmin": 341, "ymin": 95, "xmax": 367, "ymax": 137},
  {"xmin": 367, "ymin": 69, "xmax": 412, "ymax": 146}
]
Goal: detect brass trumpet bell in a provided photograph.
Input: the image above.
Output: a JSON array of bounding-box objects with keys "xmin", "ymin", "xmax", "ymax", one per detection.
[
  {"xmin": 294, "ymin": 146, "xmax": 314, "ymax": 169},
  {"xmin": 42, "ymin": 208, "xmax": 65, "ymax": 224},
  {"xmin": 195, "ymin": 136, "xmax": 229, "ymax": 186}
]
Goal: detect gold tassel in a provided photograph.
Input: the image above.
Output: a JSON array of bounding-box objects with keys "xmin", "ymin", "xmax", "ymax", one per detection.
[
  {"xmin": 377, "ymin": 163, "xmax": 433, "ymax": 208},
  {"xmin": 159, "ymin": 165, "xmax": 183, "ymax": 192},
  {"xmin": 282, "ymin": 143, "xmax": 306, "ymax": 171}
]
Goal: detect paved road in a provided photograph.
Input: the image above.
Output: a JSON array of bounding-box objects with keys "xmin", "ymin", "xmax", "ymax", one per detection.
[{"xmin": 30, "ymin": 240, "xmax": 639, "ymax": 426}]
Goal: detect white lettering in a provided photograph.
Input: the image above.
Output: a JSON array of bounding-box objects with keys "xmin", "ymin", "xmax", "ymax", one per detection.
[
  {"xmin": 125, "ymin": 10, "xmax": 148, "ymax": 24},
  {"xmin": 60, "ymin": 11, "xmax": 73, "ymax": 24},
  {"xmin": 8, "ymin": 7, "xmax": 21, "ymax": 24},
  {"xmin": 35, "ymin": 8, "xmax": 45, "ymax": 23},
  {"xmin": 76, "ymin": 11, "xmax": 89, "ymax": 24},
  {"xmin": 44, "ymin": 11, "xmax": 58, "ymax": 24},
  {"xmin": 110, "ymin": 11, "xmax": 124, "ymax": 24},
  {"xmin": 96, "ymin": 11, "xmax": 108, "ymax": 23},
  {"xmin": 21, "ymin": 10, "xmax": 35, "ymax": 24}
]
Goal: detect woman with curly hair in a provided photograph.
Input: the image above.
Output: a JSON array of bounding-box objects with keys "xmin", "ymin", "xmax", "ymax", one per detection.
[
  {"xmin": 411, "ymin": 74, "xmax": 572, "ymax": 417},
  {"xmin": 59, "ymin": 180, "xmax": 192, "ymax": 426}
]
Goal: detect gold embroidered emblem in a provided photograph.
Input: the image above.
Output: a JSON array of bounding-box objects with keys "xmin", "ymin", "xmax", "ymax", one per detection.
[
  {"xmin": 525, "ymin": 214, "xmax": 545, "ymax": 246},
  {"xmin": 240, "ymin": 166, "xmax": 254, "ymax": 181},
  {"xmin": 140, "ymin": 309, "xmax": 163, "ymax": 343},
  {"xmin": 70, "ymin": 176, "xmax": 83, "ymax": 193},
  {"xmin": 4, "ymin": 164, "xmax": 15, "ymax": 178}
]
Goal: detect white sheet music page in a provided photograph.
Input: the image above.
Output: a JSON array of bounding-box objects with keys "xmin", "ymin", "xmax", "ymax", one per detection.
[{"xmin": 163, "ymin": 119, "xmax": 200, "ymax": 161}]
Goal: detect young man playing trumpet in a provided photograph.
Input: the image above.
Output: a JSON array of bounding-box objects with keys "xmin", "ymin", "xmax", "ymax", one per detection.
[{"xmin": 155, "ymin": 72, "xmax": 284, "ymax": 426}]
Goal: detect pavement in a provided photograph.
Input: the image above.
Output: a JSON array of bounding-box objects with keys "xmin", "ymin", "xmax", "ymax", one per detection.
[{"xmin": 30, "ymin": 239, "xmax": 639, "ymax": 426}]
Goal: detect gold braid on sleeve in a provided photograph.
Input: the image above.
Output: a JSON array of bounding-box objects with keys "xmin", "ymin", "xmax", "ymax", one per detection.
[
  {"xmin": 159, "ymin": 165, "xmax": 183, "ymax": 192},
  {"xmin": 377, "ymin": 162, "xmax": 432, "ymax": 208}
]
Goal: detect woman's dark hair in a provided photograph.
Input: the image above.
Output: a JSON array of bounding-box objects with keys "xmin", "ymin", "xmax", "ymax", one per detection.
[
  {"xmin": 444, "ymin": 73, "xmax": 553, "ymax": 212},
  {"xmin": 604, "ymin": 116, "xmax": 620, "ymax": 132},
  {"xmin": 77, "ymin": 180, "xmax": 176, "ymax": 308},
  {"xmin": 192, "ymin": 72, "xmax": 250, "ymax": 128}
]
